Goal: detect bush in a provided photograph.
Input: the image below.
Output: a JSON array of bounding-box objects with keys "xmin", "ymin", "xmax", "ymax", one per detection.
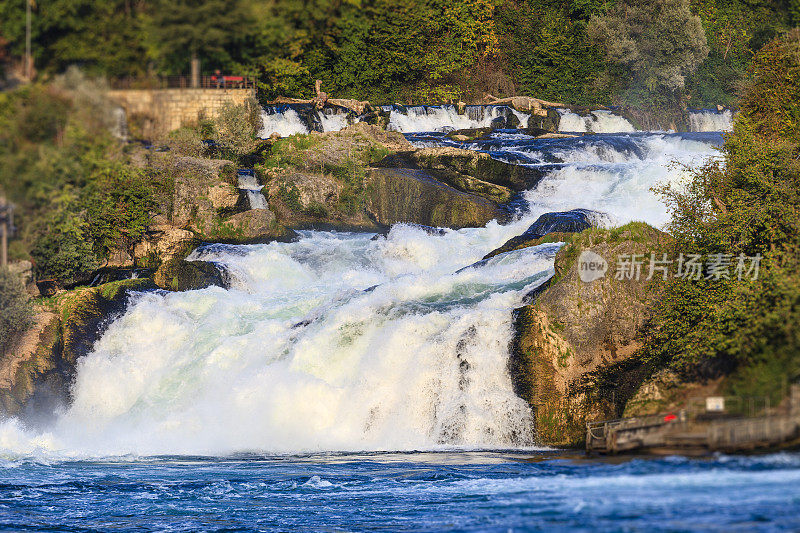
[
  {"xmin": 30, "ymin": 191, "xmax": 98, "ymax": 286},
  {"xmin": 214, "ymin": 98, "xmax": 262, "ymax": 156},
  {"xmin": 0, "ymin": 267, "xmax": 32, "ymax": 354},
  {"xmin": 84, "ymin": 163, "xmax": 156, "ymax": 262},
  {"xmin": 588, "ymin": 0, "xmax": 709, "ymax": 103},
  {"xmin": 643, "ymin": 31, "xmax": 800, "ymax": 398}
]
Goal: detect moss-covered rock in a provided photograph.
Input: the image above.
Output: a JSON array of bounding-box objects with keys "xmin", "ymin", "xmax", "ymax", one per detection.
[
  {"xmin": 0, "ymin": 311, "xmax": 61, "ymax": 417},
  {"xmin": 0, "ymin": 279, "xmax": 154, "ymax": 418},
  {"xmin": 404, "ymin": 147, "xmax": 545, "ymax": 191},
  {"xmin": 509, "ymin": 222, "xmax": 672, "ymax": 446},
  {"xmin": 483, "ymin": 210, "xmax": 600, "ymax": 260},
  {"xmin": 219, "ymin": 209, "xmax": 295, "ymax": 241},
  {"xmin": 365, "ymin": 167, "xmax": 507, "ymax": 229},
  {"xmin": 153, "ymin": 259, "xmax": 226, "ymax": 292}
]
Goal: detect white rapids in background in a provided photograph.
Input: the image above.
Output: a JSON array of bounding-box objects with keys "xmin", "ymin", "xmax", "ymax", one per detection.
[
  {"xmin": 557, "ymin": 109, "xmax": 636, "ymax": 133},
  {"xmin": 521, "ymin": 134, "xmax": 717, "ymax": 228},
  {"xmin": 0, "ymin": 129, "xmax": 721, "ymax": 457},
  {"xmin": 387, "ymin": 105, "xmax": 529, "ymax": 133},
  {"xmin": 259, "ymin": 108, "xmax": 310, "ymax": 137},
  {"xmin": 688, "ymin": 109, "xmax": 734, "ymax": 132}
]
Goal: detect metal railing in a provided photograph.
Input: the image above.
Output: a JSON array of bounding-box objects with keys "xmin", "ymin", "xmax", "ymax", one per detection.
[
  {"xmin": 587, "ymin": 391, "xmax": 800, "ymax": 453},
  {"xmin": 111, "ymin": 76, "xmax": 257, "ymax": 90}
]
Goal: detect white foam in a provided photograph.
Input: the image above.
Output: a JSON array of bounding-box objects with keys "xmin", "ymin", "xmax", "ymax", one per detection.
[
  {"xmin": 558, "ymin": 109, "xmax": 636, "ymax": 133},
  {"xmin": 688, "ymin": 109, "xmax": 733, "ymax": 132},
  {"xmin": 259, "ymin": 108, "xmax": 309, "ymax": 138},
  {"xmin": 0, "ymin": 130, "xmax": 722, "ymax": 458},
  {"xmin": 523, "ymin": 134, "xmax": 717, "ymax": 227},
  {"xmin": 388, "ymin": 105, "xmax": 529, "ymax": 133}
]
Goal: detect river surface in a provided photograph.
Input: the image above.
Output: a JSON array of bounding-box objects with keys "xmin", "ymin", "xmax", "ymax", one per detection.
[
  {"xmin": 2, "ymin": 451, "xmax": 800, "ymax": 531},
  {"xmin": 5, "ymin": 121, "xmax": 793, "ymax": 531}
]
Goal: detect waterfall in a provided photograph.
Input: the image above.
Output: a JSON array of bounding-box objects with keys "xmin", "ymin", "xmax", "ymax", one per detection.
[
  {"xmin": 387, "ymin": 105, "xmax": 529, "ymax": 133},
  {"xmin": 109, "ymin": 106, "xmax": 129, "ymax": 140},
  {"xmin": 259, "ymin": 107, "xmax": 310, "ymax": 138},
  {"xmin": 0, "ymin": 130, "xmax": 721, "ymax": 458},
  {"xmin": 557, "ymin": 109, "xmax": 636, "ymax": 133},
  {"xmin": 237, "ymin": 169, "xmax": 267, "ymax": 210},
  {"xmin": 259, "ymin": 106, "xmax": 353, "ymax": 138},
  {"xmin": 258, "ymin": 104, "xmax": 531, "ymax": 137},
  {"xmin": 317, "ymin": 107, "xmax": 350, "ymax": 132},
  {"xmin": 688, "ymin": 109, "xmax": 733, "ymax": 132}
]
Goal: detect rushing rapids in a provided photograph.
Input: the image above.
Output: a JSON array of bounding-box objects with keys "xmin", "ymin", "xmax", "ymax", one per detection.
[
  {"xmin": 688, "ymin": 108, "xmax": 734, "ymax": 132},
  {"xmin": 258, "ymin": 104, "xmax": 531, "ymax": 137},
  {"xmin": 556, "ymin": 109, "xmax": 636, "ymax": 133},
  {"xmin": 0, "ymin": 127, "xmax": 722, "ymax": 457}
]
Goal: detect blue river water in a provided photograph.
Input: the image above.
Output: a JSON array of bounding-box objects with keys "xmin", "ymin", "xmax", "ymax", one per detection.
[{"xmin": 1, "ymin": 451, "xmax": 799, "ymax": 531}]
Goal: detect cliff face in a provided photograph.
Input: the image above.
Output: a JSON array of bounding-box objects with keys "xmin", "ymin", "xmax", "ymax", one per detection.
[
  {"xmin": 0, "ymin": 279, "xmax": 154, "ymax": 418},
  {"xmin": 365, "ymin": 168, "xmax": 507, "ymax": 229},
  {"xmin": 262, "ymin": 124, "xmax": 522, "ymax": 231},
  {"xmin": 509, "ymin": 223, "xmax": 670, "ymax": 446}
]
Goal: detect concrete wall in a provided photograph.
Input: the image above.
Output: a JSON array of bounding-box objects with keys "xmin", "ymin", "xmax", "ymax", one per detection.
[{"xmin": 108, "ymin": 88, "xmax": 256, "ymax": 138}]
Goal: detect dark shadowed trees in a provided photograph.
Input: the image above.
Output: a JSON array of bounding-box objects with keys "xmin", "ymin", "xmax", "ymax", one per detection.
[{"xmin": 588, "ymin": 0, "xmax": 709, "ymax": 97}]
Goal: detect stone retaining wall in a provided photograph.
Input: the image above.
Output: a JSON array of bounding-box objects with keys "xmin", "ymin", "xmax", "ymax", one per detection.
[{"xmin": 108, "ymin": 88, "xmax": 256, "ymax": 138}]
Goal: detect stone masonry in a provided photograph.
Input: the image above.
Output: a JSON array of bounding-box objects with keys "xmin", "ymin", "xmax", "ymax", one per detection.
[{"xmin": 108, "ymin": 88, "xmax": 256, "ymax": 138}]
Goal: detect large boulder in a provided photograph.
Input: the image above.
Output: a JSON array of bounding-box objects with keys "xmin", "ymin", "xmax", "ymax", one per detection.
[
  {"xmin": 208, "ymin": 182, "xmax": 240, "ymax": 211},
  {"xmin": 365, "ymin": 167, "xmax": 506, "ymax": 229},
  {"xmin": 483, "ymin": 209, "xmax": 601, "ymax": 260},
  {"xmin": 220, "ymin": 209, "xmax": 294, "ymax": 241},
  {"xmin": 154, "ymin": 259, "xmax": 226, "ymax": 292},
  {"xmin": 166, "ymin": 156, "xmax": 238, "ymax": 230},
  {"xmin": 0, "ymin": 279, "xmax": 154, "ymax": 418},
  {"xmin": 403, "ymin": 147, "xmax": 545, "ymax": 191},
  {"xmin": 266, "ymin": 170, "xmax": 380, "ymax": 232},
  {"xmin": 134, "ymin": 216, "xmax": 198, "ymax": 265},
  {"xmin": 509, "ymin": 222, "xmax": 671, "ymax": 446}
]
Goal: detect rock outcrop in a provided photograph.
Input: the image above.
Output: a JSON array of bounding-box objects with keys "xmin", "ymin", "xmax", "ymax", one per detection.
[
  {"xmin": 509, "ymin": 222, "xmax": 671, "ymax": 446},
  {"xmin": 153, "ymin": 259, "xmax": 227, "ymax": 291},
  {"xmin": 405, "ymin": 147, "xmax": 545, "ymax": 192},
  {"xmin": 483, "ymin": 209, "xmax": 601, "ymax": 260},
  {"xmin": 220, "ymin": 209, "xmax": 294, "ymax": 241},
  {"xmin": 0, "ymin": 279, "xmax": 154, "ymax": 418},
  {"xmin": 365, "ymin": 168, "xmax": 506, "ymax": 229}
]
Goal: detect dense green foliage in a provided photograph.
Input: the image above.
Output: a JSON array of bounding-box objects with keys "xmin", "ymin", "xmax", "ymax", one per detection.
[
  {"xmin": 497, "ymin": 0, "xmax": 614, "ymax": 105},
  {"xmin": 0, "ymin": 68, "xmax": 270, "ymax": 286},
  {"xmin": 589, "ymin": 0, "xmax": 709, "ymax": 98},
  {"xmin": 0, "ymin": 73, "xmax": 163, "ymax": 285},
  {"xmin": 0, "ymin": 0, "xmax": 792, "ymax": 107},
  {"xmin": 645, "ymin": 30, "xmax": 800, "ymax": 401},
  {"xmin": 147, "ymin": 0, "xmax": 253, "ymax": 75},
  {"xmin": 0, "ymin": 267, "xmax": 32, "ymax": 354}
]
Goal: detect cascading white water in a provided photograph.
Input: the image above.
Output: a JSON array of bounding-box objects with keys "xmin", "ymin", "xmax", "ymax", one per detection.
[
  {"xmin": 109, "ymin": 106, "xmax": 129, "ymax": 141},
  {"xmin": 557, "ymin": 109, "xmax": 636, "ymax": 133},
  {"xmin": 688, "ymin": 109, "xmax": 733, "ymax": 132},
  {"xmin": 259, "ymin": 106, "xmax": 353, "ymax": 138},
  {"xmin": 0, "ymin": 130, "xmax": 722, "ymax": 458},
  {"xmin": 521, "ymin": 134, "xmax": 716, "ymax": 228},
  {"xmin": 318, "ymin": 109, "xmax": 350, "ymax": 132},
  {"xmin": 388, "ymin": 105, "xmax": 529, "ymax": 133},
  {"xmin": 259, "ymin": 108, "xmax": 310, "ymax": 138},
  {"xmin": 237, "ymin": 171, "xmax": 267, "ymax": 210}
]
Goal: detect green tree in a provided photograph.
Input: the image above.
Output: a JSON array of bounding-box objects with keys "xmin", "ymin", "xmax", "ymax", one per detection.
[
  {"xmin": 146, "ymin": 0, "xmax": 252, "ymax": 77},
  {"xmin": 30, "ymin": 189, "xmax": 98, "ymax": 286},
  {"xmin": 588, "ymin": 0, "xmax": 709, "ymax": 99},
  {"xmin": 498, "ymin": 0, "xmax": 614, "ymax": 105},
  {"xmin": 0, "ymin": 0, "xmax": 149, "ymax": 78},
  {"xmin": 0, "ymin": 267, "xmax": 32, "ymax": 354},
  {"xmin": 645, "ymin": 30, "xmax": 800, "ymax": 400},
  {"xmin": 84, "ymin": 164, "xmax": 156, "ymax": 264}
]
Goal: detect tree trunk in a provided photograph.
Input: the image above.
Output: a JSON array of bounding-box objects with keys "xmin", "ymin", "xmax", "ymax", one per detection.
[{"xmin": 191, "ymin": 51, "xmax": 200, "ymax": 89}]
